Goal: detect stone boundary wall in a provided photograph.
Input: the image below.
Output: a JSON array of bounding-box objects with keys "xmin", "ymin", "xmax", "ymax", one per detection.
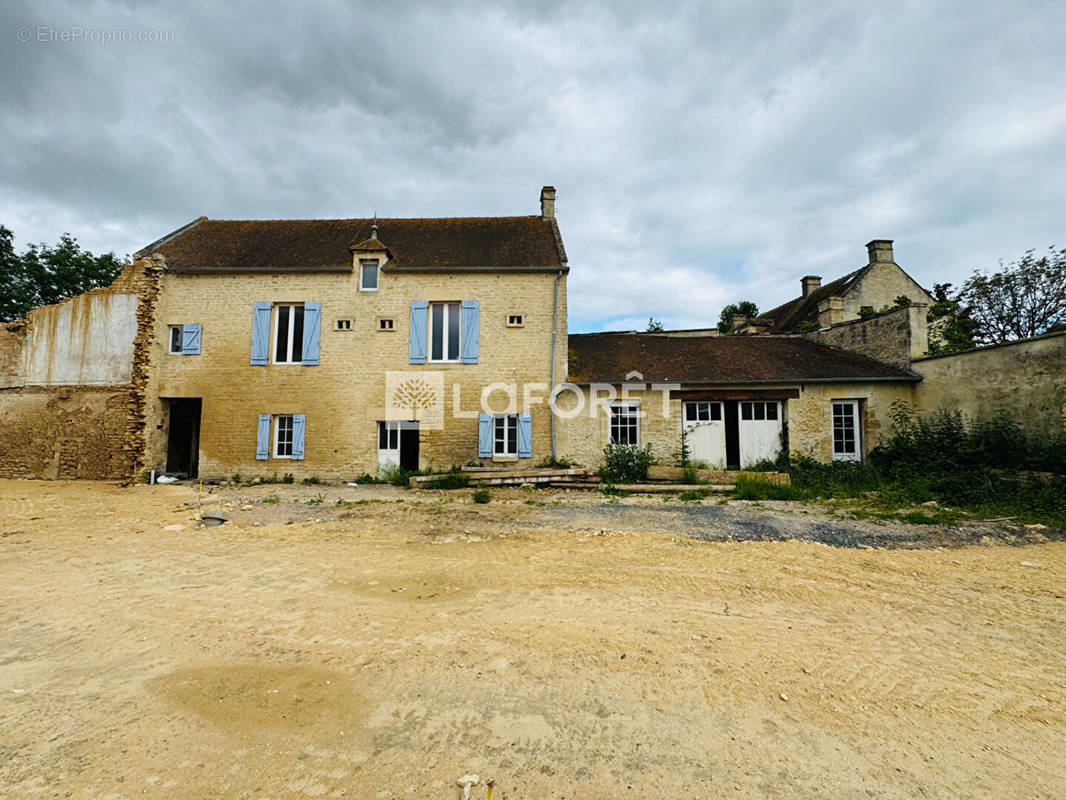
[
  {"xmin": 912, "ymin": 331, "xmax": 1066, "ymax": 438},
  {"xmin": 801, "ymin": 304, "xmax": 928, "ymax": 369}
]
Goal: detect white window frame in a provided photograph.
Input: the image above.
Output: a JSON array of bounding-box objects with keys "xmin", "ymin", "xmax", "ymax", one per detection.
[
  {"xmin": 608, "ymin": 402, "xmax": 640, "ymax": 446},
  {"xmin": 493, "ymin": 414, "xmax": 518, "ymax": 456},
  {"xmin": 360, "ymin": 259, "xmax": 379, "ymax": 292},
  {"xmin": 684, "ymin": 401, "xmax": 723, "ymax": 423},
  {"xmin": 273, "ymin": 414, "xmax": 295, "ymax": 459},
  {"xmin": 273, "ymin": 303, "xmax": 305, "ymax": 365},
  {"xmin": 428, "ymin": 301, "xmax": 462, "ymax": 363},
  {"xmin": 831, "ymin": 399, "xmax": 862, "ymax": 462},
  {"xmin": 740, "ymin": 401, "xmax": 779, "ymax": 421},
  {"xmin": 168, "ymin": 325, "xmax": 183, "ymax": 355}
]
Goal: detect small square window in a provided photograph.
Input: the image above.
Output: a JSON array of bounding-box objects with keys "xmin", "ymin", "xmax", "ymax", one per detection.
[
  {"xmin": 360, "ymin": 260, "xmax": 379, "ymax": 291},
  {"xmin": 168, "ymin": 325, "xmax": 183, "ymax": 354},
  {"xmin": 378, "ymin": 318, "xmax": 395, "ymax": 331},
  {"xmin": 335, "ymin": 318, "xmax": 352, "ymax": 331},
  {"xmin": 507, "ymin": 314, "xmax": 524, "ymax": 327}
]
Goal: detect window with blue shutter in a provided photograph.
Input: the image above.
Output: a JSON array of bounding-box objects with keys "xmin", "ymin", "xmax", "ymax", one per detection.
[
  {"xmin": 256, "ymin": 414, "xmax": 271, "ymax": 460},
  {"xmin": 181, "ymin": 323, "xmax": 201, "ymax": 355},
  {"xmin": 477, "ymin": 413, "xmax": 492, "ymax": 458},
  {"xmin": 302, "ymin": 302, "xmax": 321, "ymax": 365},
  {"xmin": 409, "ymin": 301, "xmax": 428, "ymax": 364},
  {"xmin": 251, "ymin": 303, "xmax": 271, "ymax": 365},
  {"xmin": 460, "ymin": 300, "xmax": 480, "ymax": 364},
  {"xmin": 292, "ymin": 414, "xmax": 306, "ymax": 460},
  {"xmin": 518, "ymin": 413, "xmax": 532, "ymax": 458}
]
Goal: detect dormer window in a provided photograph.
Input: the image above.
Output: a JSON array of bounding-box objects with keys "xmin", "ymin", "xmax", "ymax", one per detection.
[{"xmin": 360, "ymin": 260, "xmax": 378, "ymax": 291}]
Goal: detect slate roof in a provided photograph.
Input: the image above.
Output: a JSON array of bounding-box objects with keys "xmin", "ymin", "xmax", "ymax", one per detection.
[
  {"xmin": 759, "ymin": 267, "xmax": 867, "ymax": 331},
  {"xmin": 136, "ymin": 216, "xmax": 568, "ymax": 272},
  {"xmin": 568, "ymin": 332, "xmax": 920, "ymax": 383}
]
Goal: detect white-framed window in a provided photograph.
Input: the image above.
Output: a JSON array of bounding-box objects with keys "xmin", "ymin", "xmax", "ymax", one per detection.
[
  {"xmin": 494, "ymin": 414, "xmax": 518, "ymax": 456},
  {"xmin": 429, "ymin": 301, "xmax": 461, "ymax": 362},
  {"xmin": 360, "ymin": 260, "xmax": 379, "ymax": 291},
  {"xmin": 684, "ymin": 401, "xmax": 722, "ymax": 422},
  {"xmin": 274, "ymin": 414, "xmax": 295, "ymax": 458},
  {"xmin": 832, "ymin": 400, "xmax": 862, "ymax": 462},
  {"xmin": 608, "ymin": 402, "xmax": 640, "ymax": 445},
  {"xmin": 378, "ymin": 420, "xmax": 399, "ymax": 450},
  {"xmin": 378, "ymin": 318, "xmax": 395, "ymax": 331},
  {"xmin": 168, "ymin": 325, "xmax": 183, "ymax": 354},
  {"xmin": 273, "ymin": 304, "xmax": 305, "ymax": 364},
  {"xmin": 740, "ymin": 401, "xmax": 779, "ymax": 421},
  {"xmin": 507, "ymin": 314, "xmax": 523, "ymax": 327},
  {"xmin": 335, "ymin": 318, "xmax": 352, "ymax": 331}
]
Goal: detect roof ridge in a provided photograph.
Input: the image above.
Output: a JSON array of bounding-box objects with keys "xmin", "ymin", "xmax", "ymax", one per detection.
[{"xmin": 199, "ymin": 215, "xmax": 545, "ymax": 223}]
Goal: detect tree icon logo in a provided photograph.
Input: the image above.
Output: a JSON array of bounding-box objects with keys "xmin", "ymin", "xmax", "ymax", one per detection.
[{"xmin": 385, "ymin": 371, "xmax": 445, "ymax": 429}]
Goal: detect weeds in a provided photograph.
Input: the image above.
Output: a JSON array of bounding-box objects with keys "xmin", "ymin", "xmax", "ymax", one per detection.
[
  {"xmin": 472, "ymin": 488, "xmax": 492, "ymax": 504},
  {"xmin": 305, "ymin": 493, "xmax": 325, "ymax": 505},
  {"xmin": 262, "ymin": 495, "xmax": 280, "ymax": 504},
  {"xmin": 733, "ymin": 475, "xmax": 805, "ymax": 501},
  {"xmin": 678, "ymin": 489, "xmax": 711, "ymax": 502},
  {"xmin": 301, "ymin": 475, "xmax": 323, "ymax": 485}
]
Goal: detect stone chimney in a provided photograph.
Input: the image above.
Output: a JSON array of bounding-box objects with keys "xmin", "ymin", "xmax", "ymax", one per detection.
[
  {"xmin": 540, "ymin": 186, "xmax": 556, "ymax": 219},
  {"xmin": 866, "ymin": 239, "xmax": 894, "ymax": 264},
  {"xmin": 817, "ymin": 296, "xmax": 845, "ymax": 328},
  {"xmin": 731, "ymin": 313, "xmax": 748, "ymax": 332},
  {"xmin": 801, "ymin": 275, "xmax": 822, "ymax": 297}
]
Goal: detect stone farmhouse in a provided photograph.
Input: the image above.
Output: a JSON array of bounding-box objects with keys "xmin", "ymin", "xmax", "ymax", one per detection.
[{"xmin": 1, "ymin": 188, "xmax": 1063, "ymax": 480}]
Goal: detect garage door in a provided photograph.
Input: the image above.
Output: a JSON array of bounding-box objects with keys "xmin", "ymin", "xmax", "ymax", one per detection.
[
  {"xmin": 683, "ymin": 401, "xmax": 726, "ymax": 468},
  {"xmin": 738, "ymin": 401, "xmax": 782, "ymax": 467}
]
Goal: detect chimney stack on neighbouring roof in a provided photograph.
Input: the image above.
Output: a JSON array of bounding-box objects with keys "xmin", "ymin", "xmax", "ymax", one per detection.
[
  {"xmin": 540, "ymin": 186, "xmax": 556, "ymax": 219},
  {"xmin": 866, "ymin": 239, "xmax": 894, "ymax": 264},
  {"xmin": 731, "ymin": 313, "xmax": 748, "ymax": 332},
  {"xmin": 801, "ymin": 275, "xmax": 822, "ymax": 297}
]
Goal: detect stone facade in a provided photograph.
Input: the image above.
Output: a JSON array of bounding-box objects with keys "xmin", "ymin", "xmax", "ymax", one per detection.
[
  {"xmin": 559, "ymin": 381, "xmax": 913, "ymax": 470},
  {"xmin": 141, "ymin": 267, "xmax": 567, "ymax": 480}
]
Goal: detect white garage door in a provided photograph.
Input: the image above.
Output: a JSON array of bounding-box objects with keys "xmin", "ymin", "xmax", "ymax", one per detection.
[
  {"xmin": 683, "ymin": 401, "xmax": 726, "ymax": 468},
  {"xmin": 738, "ymin": 401, "xmax": 782, "ymax": 467}
]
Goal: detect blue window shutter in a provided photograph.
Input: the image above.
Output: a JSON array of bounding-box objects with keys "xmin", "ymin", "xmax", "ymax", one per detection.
[
  {"xmin": 460, "ymin": 300, "xmax": 480, "ymax": 364},
  {"xmin": 518, "ymin": 413, "xmax": 533, "ymax": 458},
  {"xmin": 251, "ymin": 302, "xmax": 271, "ymax": 365},
  {"xmin": 256, "ymin": 414, "xmax": 271, "ymax": 460},
  {"xmin": 292, "ymin": 413, "xmax": 306, "ymax": 460},
  {"xmin": 478, "ymin": 413, "xmax": 492, "ymax": 458},
  {"xmin": 302, "ymin": 302, "xmax": 321, "ymax": 365},
  {"xmin": 409, "ymin": 301, "xmax": 428, "ymax": 364},
  {"xmin": 181, "ymin": 323, "xmax": 202, "ymax": 355}
]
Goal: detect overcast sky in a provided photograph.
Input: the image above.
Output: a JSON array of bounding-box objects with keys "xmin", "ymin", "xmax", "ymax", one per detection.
[{"xmin": 3, "ymin": 1, "xmax": 1065, "ymax": 332}]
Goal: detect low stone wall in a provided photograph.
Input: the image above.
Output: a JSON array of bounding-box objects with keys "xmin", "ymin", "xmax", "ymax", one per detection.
[
  {"xmin": 912, "ymin": 331, "xmax": 1066, "ymax": 437},
  {"xmin": 0, "ymin": 385, "xmax": 132, "ymax": 479},
  {"xmin": 802, "ymin": 305, "xmax": 927, "ymax": 368}
]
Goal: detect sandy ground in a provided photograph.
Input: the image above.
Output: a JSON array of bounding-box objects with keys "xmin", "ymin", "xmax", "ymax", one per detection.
[{"xmin": 1, "ymin": 480, "xmax": 1064, "ymax": 799}]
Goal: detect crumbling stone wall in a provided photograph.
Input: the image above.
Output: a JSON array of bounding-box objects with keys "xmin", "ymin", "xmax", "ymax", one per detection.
[
  {"xmin": 0, "ymin": 386, "xmax": 131, "ymax": 479},
  {"xmin": 0, "ymin": 259, "xmax": 161, "ymax": 480}
]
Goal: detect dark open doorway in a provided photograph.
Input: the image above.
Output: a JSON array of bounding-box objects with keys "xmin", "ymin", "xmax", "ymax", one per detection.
[
  {"xmin": 724, "ymin": 400, "xmax": 740, "ymax": 470},
  {"xmin": 399, "ymin": 424, "xmax": 419, "ymax": 471},
  {"xmin": 166, "ymin": 398, "xmax": 201, "ymax": 478}
]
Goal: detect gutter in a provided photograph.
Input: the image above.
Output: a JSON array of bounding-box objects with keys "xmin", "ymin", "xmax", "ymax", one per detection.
[{"xmin": 566, "ymin": 376, "xmax": 922, "ymax": 385}]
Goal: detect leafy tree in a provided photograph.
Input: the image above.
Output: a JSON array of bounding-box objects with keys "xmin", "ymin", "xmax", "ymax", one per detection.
[
  {"xmin": 645, "ymin": 317, "xmax": 664, "ymax": 332},
  {"xmin": 958, "ymin": 247, "xmax": 1066, "ymax": 343},
  {"xmin": 926, "ymin": 283, "xmax": 979, "ymax": 355},
  {"xmin": 0, "ymin": 226, "xmax": 126, "ymax": 322},
  {"xmin": 716, "ymin": 300, "xmax": 759, "ymax": 333}
]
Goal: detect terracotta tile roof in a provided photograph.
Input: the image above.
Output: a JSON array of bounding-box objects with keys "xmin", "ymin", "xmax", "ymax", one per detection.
[
  {"xmin": 568, "ymin": 332, "xmax": 919, "ymax": 383},
  {"xmin": 760, "ymin": 267, "xmax": 866, "ymax": 331},
  {"xmin": 137, "ymin": 216, "xmax": 567, "ymax": 272}
]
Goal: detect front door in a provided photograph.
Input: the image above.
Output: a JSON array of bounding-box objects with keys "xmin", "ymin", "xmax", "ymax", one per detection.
[
  {"xmin": 378, "ymin": 421, "xmax": 420, "ymax": 472},
  {"xmin": 165, "ymin": 398, "xmax": 201, "ymax": 478},
  {"xmin": 683, "ymin": 401, "xmax": 726, "ymax": 467}
]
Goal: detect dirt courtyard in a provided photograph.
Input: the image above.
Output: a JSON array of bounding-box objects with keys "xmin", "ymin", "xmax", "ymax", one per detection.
[{"xmin": 2, "ymin": 480, "xmax": 1064, "ymax": 799}]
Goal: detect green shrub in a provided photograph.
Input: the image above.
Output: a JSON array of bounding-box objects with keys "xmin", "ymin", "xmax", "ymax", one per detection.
[
  {"xmin": 301, "ymin": 475, "xmax": 323, "ymax": 485},
  {"xmin": 681, "ymin": 465, "xmax": 706, "ymax": 485},
  {"xmin": 472, "ymin": 488, "xmax": 492, "ymax": 504},
  {"xmin": 380, "ymin": 464, "xmax": 417, "ymax": 487},
  {"xmin": 230, "ymin": 472, "xmax": 243, "ymax": 485},
  {"xmin": 351, "ymin": 473, "xmax": 381, "ymax": 485},
  {"xmin": 600, "ymin": 443, "xmax": 654, "ymax": 483},
  {"xmin": 678, "ymin": 489, "xmax": 711, "ymax": 502},
  {"xmin": 281, "ymin": 473, "xmax": 295, "ymax": 484}
]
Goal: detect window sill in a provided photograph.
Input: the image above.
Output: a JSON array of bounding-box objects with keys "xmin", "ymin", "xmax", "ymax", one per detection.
[{"xmin": 492, "ymin": 455, "xmax": 519, "ymax": 463}]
